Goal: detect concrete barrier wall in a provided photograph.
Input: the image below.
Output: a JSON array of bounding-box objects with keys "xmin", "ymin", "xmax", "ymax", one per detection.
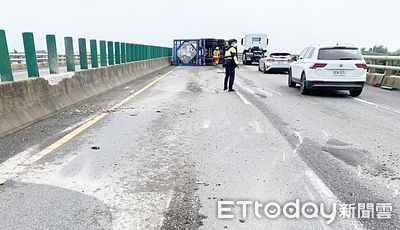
[
  {"xmin": 366, "ymin": 73, "xmax": 400, "ymax": 89},
  {"xmin": 366, "ymin": 73, "xmax": 385, "ymax": 86},
  {"xmin": 381, "ymin": 75, "xmax": 400, "ymax": 89},
  {"xmin": 0, "ymin": 57, "xmax": 171, "ymax": 138}
]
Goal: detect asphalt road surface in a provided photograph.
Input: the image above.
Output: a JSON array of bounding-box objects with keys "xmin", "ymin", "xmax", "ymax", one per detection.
[{"xmin": 1, "ymin": 65, "xmax": 400, "ymax": 229}]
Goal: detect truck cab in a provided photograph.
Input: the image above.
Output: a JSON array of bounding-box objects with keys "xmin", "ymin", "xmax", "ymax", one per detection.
[{"xmin": 241, "ymin": 34, "xmax": 269, "ymax": 65}]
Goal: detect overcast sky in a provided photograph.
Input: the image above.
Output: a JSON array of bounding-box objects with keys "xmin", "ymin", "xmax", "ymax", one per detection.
[{"xmin": 1, "ymin": 0, "xmax": 399, "ymax": 54}]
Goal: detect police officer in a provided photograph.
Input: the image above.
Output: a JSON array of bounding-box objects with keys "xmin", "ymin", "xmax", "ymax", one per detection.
[{"xmin": 224, "ymin": 39, "xmax": 239, "ymax": 92}]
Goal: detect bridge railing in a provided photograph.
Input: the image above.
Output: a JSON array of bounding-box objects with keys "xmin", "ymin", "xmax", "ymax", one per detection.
[
  {"xmin": 363, "ymin": 55, "xmax": 400, "ymax": 88},
  {"xmin": 364, "ymin": 55, "xmax": 400, "ymax": 76},
  {"xmin": 0, "ymin": 29, "xmax": 172, "ymax": 82},
  {"xmin": 10, "ymin": 53, "xmax": 81, "ymax": 64}
]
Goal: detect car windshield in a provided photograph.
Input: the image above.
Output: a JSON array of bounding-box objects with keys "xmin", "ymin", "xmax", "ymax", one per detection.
[{"xmin": 317, "ymin": 47, "xmax": 363, "ymax": 60}]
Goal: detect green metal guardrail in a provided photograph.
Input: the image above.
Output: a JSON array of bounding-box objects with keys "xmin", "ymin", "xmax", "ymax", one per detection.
[{"xmin": 0, "ymin": 29, "xmax": 173, "ymax": 82}]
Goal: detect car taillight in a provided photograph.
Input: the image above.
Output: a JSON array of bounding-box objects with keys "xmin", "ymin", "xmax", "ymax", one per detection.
[
  {"xmin": 356, "ymin": 63, "xmax": 367, "ymax": 69},
  {"xmin": 288, "ymin": 58, "xmax": 294, "ymax": 63},
  {"xmin": 310, "ymin": 63, "xmax": 327, "ymax": 69},
  {"xmin": 267, "ymin": 58, "xmax": 274, "ymax": 62}
]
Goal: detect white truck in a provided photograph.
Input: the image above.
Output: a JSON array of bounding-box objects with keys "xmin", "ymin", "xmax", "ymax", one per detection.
[{"xmin": 241, "ymin": 34, "xmax": 269, "ymax": 65}]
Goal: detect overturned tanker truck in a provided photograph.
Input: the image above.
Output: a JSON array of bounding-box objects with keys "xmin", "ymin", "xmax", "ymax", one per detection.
[{"xmin": 173, "ymin": 38, "xmax": 227, "ymax": 66}]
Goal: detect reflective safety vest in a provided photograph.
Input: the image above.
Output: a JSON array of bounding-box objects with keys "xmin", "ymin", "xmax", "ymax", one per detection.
[{"xmin": 224, "ymin": 46, "xmax": 239, "ymax": 66}]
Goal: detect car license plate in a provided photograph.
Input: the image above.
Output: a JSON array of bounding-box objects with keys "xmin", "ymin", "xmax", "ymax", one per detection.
[{"xmin": 333, "ymin": 70, "xmax": 346, "ymax": 76}]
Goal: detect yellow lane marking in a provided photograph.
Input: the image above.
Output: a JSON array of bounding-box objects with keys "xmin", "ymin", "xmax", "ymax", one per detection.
[
  {"xmin": 0, "ymin": 178, "xmax": 6, "ymax": 185},
  {"xmin": 23, "ymin": 67, "xmax": 180, "ymax": 165},
  {"xmin": 113, "ymin": 69, "xmax": 175, "ymax": 109}
]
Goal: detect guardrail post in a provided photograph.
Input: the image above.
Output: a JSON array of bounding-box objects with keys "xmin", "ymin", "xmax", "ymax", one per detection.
[
  {"xmin": 369, "ymin": 59, "xmax": 376, "ymax": 73},
  {"xmin": 78, "ymin": 38, "xmax": 88, "ymax": 70},
  {"xmin": 142, "ymin": 44, "xmax": 146, "ymax": 60},
  {"xmin": 0, "ymin": 29, "xmax": 13, "ymax": 81},
  {"xmin": 115, "ymin": 42, "xmax": 121, "ymax": 64},
  {"xmin": 132, "ymin": 44, "xmax": 136, "ymax": 61},
  {"xmin": 137, "ymin": 44, "xmax": 142, "ymax": 60},
  {"xmin": 131, "ymin": 43, "xmax": 134, "ymax": 62},
  {"xmin": 131, "ymin": 44, "xmax": 137, "ymax": 61},
  {"xmin": 134, "ymin": 44, "xmax": 139, "ymax": 61},
  {"xmin": 121, "ymin": 42, "xmax": 126, "ymax": 63},
  {"xmin": 100, "ymin": 40, "xmax": 107, "ymax": 67},
  {"xmin": 90, "ymin": 39, "xmax": 98, "ymax": 68},
  {"xmin": 64, "ymin": 36, "xmax": 75, "ymax": 72},
  {"xmin": 131, "ymin": 44, "xmax": 135, "ymax": 62},
  {"xmin": 22, "ymin": 32, "xmax": 39, "ymax": 77},
  {"xmin": 386, "ymin": 59, "xmax": 394, "ymax": 76},
  {"xmin": 126, "ymin": 43, "xmax": 131, "ymax": 62},
  {"xmin": 46, "ymin": 34, "xmax": 59, "ymax": 74},
  {"xmin": 107, "ymin": 41, "xmax": 114, "ymax": 65}
]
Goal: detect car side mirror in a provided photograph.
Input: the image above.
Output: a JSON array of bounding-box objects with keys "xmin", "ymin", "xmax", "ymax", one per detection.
[{"xmin": 291, "ymin": 56, "xmax": 298, "ymax": 61}]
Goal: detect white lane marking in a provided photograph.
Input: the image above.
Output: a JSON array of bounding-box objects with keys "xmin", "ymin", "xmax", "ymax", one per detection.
[
  {"xmin": 265, "ymin": 88, "xmax": 283, "ymax": 96},
  {"xmin": 353, "ymin": 98, "xmax": 400, "ymax": 115},
  {"xmin": 303, "ymin": 184, "xmax": 331, "ymax": 230},
  {"xmin": 253, "ymin": 87, "xmax": 273, "ymax": 97},
  {"xmin": 236, "ymin": 91, "xmax": 252, "ymax": 105},
  {"xmin": 235, "ymin": 81, "xmax": 257, "ymax": 94},
  {"xmin": 236, "ymin": 81, "xmax": 273, "ymax": 97},
  {"xmin": 304, "ymin": 171, "xmax": 337, "ymax": 204},
  {"xmin": 304, "ymin": 170, "xmax": 366, "ymax": 230}
]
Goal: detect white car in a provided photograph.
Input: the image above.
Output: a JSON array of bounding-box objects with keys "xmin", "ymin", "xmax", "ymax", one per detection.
[
  {"xmin": 259, "ymin": 53, "xmax": 292, "ymax": 73},
  {"xmin": 288, "ymin": 45, "xmax": 367, "ymax": 96}
]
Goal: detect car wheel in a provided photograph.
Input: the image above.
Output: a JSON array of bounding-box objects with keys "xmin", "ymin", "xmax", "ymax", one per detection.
[
  {"xmin": 299, "ymin": 73, "xmax": 310, "ymax": 95},
  {"xmin": 263, "ymin": 64, "xmax": 267, "ymax": 74},
  {"xmin": 258, "ymin": 64, "xmax": 261, "ymax": 71},
  {"xmin": 349, "ymin": 89, "xmax": 362, "ymax": 97},
  {"xmin": 288, "ymin": 69, "xmax": 296, "ymax": 87}
]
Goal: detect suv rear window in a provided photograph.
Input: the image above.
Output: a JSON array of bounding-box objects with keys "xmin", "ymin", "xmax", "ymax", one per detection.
[{"xmin": 317, "ymin": 47, "xmax": 362, "ymax": 60}]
